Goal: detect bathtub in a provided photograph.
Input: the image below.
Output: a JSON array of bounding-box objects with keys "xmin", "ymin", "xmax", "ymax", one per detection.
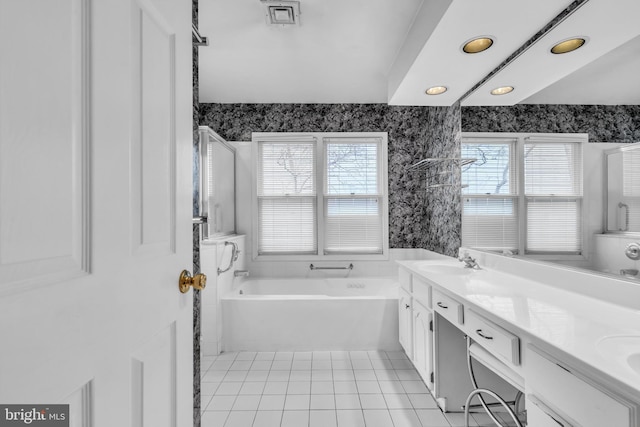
[{"xmin": 221, "ymin": 277, "xmax": 400, "ymax": 352}]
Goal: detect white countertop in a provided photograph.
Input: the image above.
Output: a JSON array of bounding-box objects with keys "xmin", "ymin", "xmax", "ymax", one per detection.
[{"xmin": 397, "ymin": 253, "xmax": 640, "ymax": 397}]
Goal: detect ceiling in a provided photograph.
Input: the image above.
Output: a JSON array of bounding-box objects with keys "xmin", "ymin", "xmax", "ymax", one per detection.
[{"xmin": 198, "ymin": 0, "xmax": 640, "ymax": 106}]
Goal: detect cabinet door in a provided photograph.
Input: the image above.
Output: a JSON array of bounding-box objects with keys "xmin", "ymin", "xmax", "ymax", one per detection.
[
  {"xmin": 398, "ymin": 288, "xmax": 413, "ymax": 358},
  {"xmin": 527, "ymin": 395, "xmax": 577, "ymax": 427},
  {"xmin": 413, "ymin": 301, "xmax": 434, "ymax": 390}
]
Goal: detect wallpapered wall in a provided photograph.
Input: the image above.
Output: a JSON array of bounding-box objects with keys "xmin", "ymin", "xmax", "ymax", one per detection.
[
  {"xmin": 462, "ymin": 105, "xmax": 640, "ymax": 143},
  {"xmin": 199, "ymin": 103, "xmax": 463, "ymax": 256}
]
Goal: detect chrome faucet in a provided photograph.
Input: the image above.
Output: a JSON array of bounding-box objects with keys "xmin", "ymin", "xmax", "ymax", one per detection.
[{"xmin": 458, "ymin": 252, "xmax": 479, "ymax": 269}]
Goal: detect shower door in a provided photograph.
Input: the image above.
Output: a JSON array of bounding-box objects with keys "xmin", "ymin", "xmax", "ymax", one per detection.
[{"xmin": 0, "ymin": 0, "xmax": 194, "ymax": 425}]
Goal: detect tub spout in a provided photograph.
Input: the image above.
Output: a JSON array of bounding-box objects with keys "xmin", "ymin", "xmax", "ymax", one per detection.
[{"xmin": 234, "ymin": 270, "xmax": 250, "ymax": 278}]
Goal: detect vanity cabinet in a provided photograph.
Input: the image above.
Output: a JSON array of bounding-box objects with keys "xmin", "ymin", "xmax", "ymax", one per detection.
[
  {"xmin": 413, "ymin": 300, "xmax": 434, "ymax": 389},
  {"xmin": 398, "ymin": 287, "xmax": 413, "ymax": 358}
]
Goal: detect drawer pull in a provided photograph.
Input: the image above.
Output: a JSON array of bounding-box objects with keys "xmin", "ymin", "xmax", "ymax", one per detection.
[
  {"xmin": 405, "ymin": 304, "xmax": 410, "ymax": 309},
  {"xmin": 476, "ymin": 329, "xmax": 493, "ymax": 340},
  {"xmin": 436, "ymin": 302, "xmax": 448, "ymax": 309}
]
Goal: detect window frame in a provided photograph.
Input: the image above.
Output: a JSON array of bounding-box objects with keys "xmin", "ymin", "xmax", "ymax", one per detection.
[
  {"xmin": 251, "ymin": 132, "xmax": 389, "ymax": 262},
  {"xmin": 462, "ymin": 132, "xmax": 588, "ymax": 261}
]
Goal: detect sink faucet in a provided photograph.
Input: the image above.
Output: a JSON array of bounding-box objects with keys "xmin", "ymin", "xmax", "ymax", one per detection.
[{"xmin": 458, "ymin": 252, "xmax": 479, "ymax": 269}]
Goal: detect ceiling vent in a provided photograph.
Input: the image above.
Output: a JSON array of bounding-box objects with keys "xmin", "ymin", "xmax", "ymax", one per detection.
[{"xmin": 262, "ymin": 1, "xmax": 300, "ymax": 26}]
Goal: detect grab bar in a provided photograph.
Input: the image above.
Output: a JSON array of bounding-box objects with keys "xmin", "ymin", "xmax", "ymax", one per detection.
[
  {"xmin": 309, "ymin": 263, "xmax": 353, "ymax": 271},
  {"xmin": 217, "ymin": 241, "xmax": 239, "ymax": 275},
  {"xmin": 618, "ymin": 202, "xmax": 629, "ymax": 231}
]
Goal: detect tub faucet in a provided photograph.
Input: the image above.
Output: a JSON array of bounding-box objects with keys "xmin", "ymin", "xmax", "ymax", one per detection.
[{"xmin": 459, "ymin": 252, "xmax": 479, "ymax": 269}]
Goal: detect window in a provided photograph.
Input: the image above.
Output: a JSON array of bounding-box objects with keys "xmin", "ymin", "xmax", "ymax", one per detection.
[
  {"xmin": 253, "ymin": 133, "xmax": 389, "ymax": 259},
  {"xmin": 461, "ymin": 133, "xmax": 585, "ymax": 257}
]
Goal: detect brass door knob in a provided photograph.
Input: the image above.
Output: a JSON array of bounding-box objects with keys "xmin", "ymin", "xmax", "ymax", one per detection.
[{"xmin": 179, "ymin": 270, "xmax": 207, "ymax": 293}]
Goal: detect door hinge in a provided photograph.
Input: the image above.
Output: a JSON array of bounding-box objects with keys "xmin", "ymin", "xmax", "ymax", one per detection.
[
  {"xmin": 429, "ymin": 320, "xmax": 433, "ymax": 332},
  {"xmin": 430, "ymin": 372, "xmax": 434, "ymax": 383}
]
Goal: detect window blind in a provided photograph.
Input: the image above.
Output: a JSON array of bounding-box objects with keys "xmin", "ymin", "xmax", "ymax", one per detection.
[
  {"xmin": 257, "ymin": 139, "xmax": 317, "ymax": 254},
  {"xmin": 324, "ymin": 139, "xmax": 383, "ymax": 254},
  {"xmin": 462, "ymin": 197, "xmax": 519, "ymax": 251},
  {"xmin": 622, "ymin": 149, "xmax": 640, "ymax": 230}
]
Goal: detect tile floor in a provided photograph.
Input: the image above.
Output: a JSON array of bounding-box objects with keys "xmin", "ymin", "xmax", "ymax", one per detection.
[{"xmin": 200, "ymin": 350, "xmax": 517, "ymax": 427}]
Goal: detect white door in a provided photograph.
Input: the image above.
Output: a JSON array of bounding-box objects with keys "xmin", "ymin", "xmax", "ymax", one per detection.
[
  {"xmin": 0, "ymin": 0, "xmax": 193, "ymax": 425},
  {"xmin": 413, "ymin": 301, "xmax": 433, "ymax": 390}
]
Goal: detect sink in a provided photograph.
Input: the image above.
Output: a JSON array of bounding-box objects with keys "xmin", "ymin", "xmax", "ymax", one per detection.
[
  {"xmin": 417, "ymin": 264, "xmax": 476, "ymax": 276},
  {"xmin": 596, "ymin": 335, "xmax": 640, "ymax": 376}
]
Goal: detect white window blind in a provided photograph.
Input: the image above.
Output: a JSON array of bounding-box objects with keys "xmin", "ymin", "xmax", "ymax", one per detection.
[
  {"xmin": 462, "ymin": 134, "xmax": 585, "ymax": 256},
  {"xmin": 257, "ymin": 139, "xmax": 317, "ymax": 254},
  {"xmin": 622, "ymin": 148, "xmax": 640, "ymax": 230},
  {"xmin": 324, "ymin": 139, "xmax": 383, "ymax": 254}
]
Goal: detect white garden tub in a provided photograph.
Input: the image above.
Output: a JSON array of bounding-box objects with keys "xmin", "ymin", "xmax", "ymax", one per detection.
[{"xmin": 221, "ymin": 277, "xmax": 400, "ymax": 351}]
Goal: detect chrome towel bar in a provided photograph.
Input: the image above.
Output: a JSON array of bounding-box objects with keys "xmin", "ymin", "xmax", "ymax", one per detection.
[{"xmin": 309, "ymin": 263, "xmax": 353, "ymax": 271}]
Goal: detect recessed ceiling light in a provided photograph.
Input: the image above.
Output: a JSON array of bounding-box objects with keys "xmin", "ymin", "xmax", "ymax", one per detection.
[
  {"xmin": 551, "ymin": 37, "xmax": 586, "ymax": 54},
  {"xmin": 462, "ymin": 37, "xmax": 494, "ymax": 54},
  {"xmin": 425, "ymin": 86, "xmax": 448, "ymax": 95},
  {"xmin": 490, "ymin": 86, "xmax": 514, "ymax": 96}
]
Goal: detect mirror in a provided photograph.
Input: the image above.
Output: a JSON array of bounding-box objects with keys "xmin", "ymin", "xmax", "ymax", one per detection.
[
  {"xmin": 605, "ymin": 145, "xmax": 640, "ymax": 233},
  {"xmin": 199, "ymin": 126, "xmax": 236, "ymax": 239}
]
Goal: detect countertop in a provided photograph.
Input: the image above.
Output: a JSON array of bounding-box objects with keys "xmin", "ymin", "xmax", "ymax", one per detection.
[{"xmin": 397, "ymin": 253, "xmax": 640, "ymax": 397}]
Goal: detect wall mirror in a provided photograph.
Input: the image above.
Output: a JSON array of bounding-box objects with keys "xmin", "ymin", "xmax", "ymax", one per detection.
[
  {"xmin": 605, "ymin": 144, "xmax": 640, "ymax": 234},
  {"xmin": 199, "ymin": 126, "xmax": 236, "ymax": 239}
]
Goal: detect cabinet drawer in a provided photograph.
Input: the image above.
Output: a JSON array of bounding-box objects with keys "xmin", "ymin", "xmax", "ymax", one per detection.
[
  {"xmin": 399, "ymin": 267, "xmax": 412, "ymax": 292},
  {"xmin": 412, "ymin": 275, "xmax": 431, "ymax": 308},
  {"xmin": 465, "ymin": 309, "xmax": 520, "ymax": 365},
  {"xmin": 432, "ymin": 288, "xmax": 463, "ymax": 325},
  {"xmin": 527, "ymin": 346, "xmax": 632, "ymax": 427}
]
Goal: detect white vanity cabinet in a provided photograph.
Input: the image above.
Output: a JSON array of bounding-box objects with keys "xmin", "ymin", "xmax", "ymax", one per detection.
[
  {"xmin": 526, "ymin": 345, "xmax": 636, "ymax": 427},
  {"xmin": 398, "ymin": 286, "xmax": 413, "ymax": 358}
]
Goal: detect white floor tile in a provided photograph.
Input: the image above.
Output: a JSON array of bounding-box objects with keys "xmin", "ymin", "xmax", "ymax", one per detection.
[
  {"xmin": 310, "ymin": 394, "xmax": 335, "ymax": 410},
  {"xmin": 258, "ymin": 395, "xmax": 286, "ymax": 411},
  {"xmin": 336, "ymin": 409, "xmax": 365, "ymax": 427},
  {"xmin": 284, "ymin": 394, "xmax": 310, "ymax": 410},
  {"xmin": 395, "ymin": 370, "xmax": 421, "ymax": 381},
  {"xmin": 289, "ymin": 370, "xmax": 312, "ymax": 381},
  {"xmin": 216, "ymin": 382, "xmax": 242, "ymax": 395},
  {"xmin": 313, "ymin": 351, "xmax": 332, "ymax": 360},
  {"xmin": 217, "ymin": 352, "xmax": 239, "ymax": 361},
  {"xmin": 371, "ymin": 359, "xmax": 394, "ymax": 370},
  {"xmin": 333, "ymin": 381, "xmax": 358, "ymax": 394},
  {"xmin": 415, "ymin": 408, "xmax": 452, "ymax": 427},
  {"xmin": 233, "ymin": 395, "xmax": 261, "ymax": 411},
  {"xmin": 400, "ymin": 380, "xmax": 429, "ymax": 393},
  {"xmin": 349, "ymin": 351, "xmax": 369, "ymax": 360},
  {"xmin": 354, "ymin": 370, "xmax": 377, "ymax": 381},
  {"xmin": 239, "ymin": 382, "xmax": 266, "ymax": 395},
  {"xmin": 333, "ymin": 370, "xmax": 355, "ymax": 381},
  {"xmin": 250, "ymin": 361, "xmax": 272, "ymax": 371},
  {"xmin": 274, "ymin": 352, "xmax": 294, "ymax": 361},
  {"xmin": 356, "ymin": 380, "xmax": 382, "ymax": 394},
  {"xmin": 374, "ymin": 369, "xmax": 399, "ymax": 381},
  {"xmin": 391, "ymin": 360, "xmax": 414, "ymax": 370},
  {"xmin": 408, "ymin": 393, "xmax": 438, "ymax": 409},
  {"xmin": 443, "ymin": 411, "xmax": 477, "ymax": 427},
  {"xmin": 254, "ymin": 352, "xmax": 276, "ymax": 361},
  {"xmin": 383, "ymin": 393, "xmax": 412, "ymax": 409},
  {"xmin": 293, "ymin": 351, "xmax": 313, "ymax": 360},
  {"xmin": 224, "ymin": 371, "xmax": 249, "ymax": 382},
  {"xmin": 335, "ymin": 394, "xmax": 361, "ymax": 410},
  {"xmin": 389, "ymin": 409, "xmax": 422, "ymax": 427},
  {"xmin": 311, "ymin": 381, "xmax": 334, "ymax": 394},
  {"xmin": 331, "ymin": 351, "xmax": 350, "ymax": 360},
  {"xmin": 367, "ymin": 350, "xmax": 390, "ymax": 360},
  {"xmin": 208, "ymin": 395, "xmax": 237, "ymax": 411},
  {"xmin": 236, "ymin": 352, "xmax": 257, "ymax": 361},
  {"xmin": 363, "ymin": 409, "xmax": 395, "ymax": 427},
  {"xmin": 378, "ymin": 380, "xmax": 405, "ymax": 394},
  {"xmin": 351, "ymin": 359, "xmax": 373, "ymax": 370},
  {"xmin": 211, "ymin": 360, "xmax": 234, "ymax": 370},
  {"xmin": 312, "ymin": 370, "xmax": 333, "ymax": 381},
  {"xmin": 245, "ymin": 371, "xmax": 269, "ymax": 382},
  {"xmin": 262, "ymin": 382, "xmax": 288, "ymax": 395},
  {"xmin": 224, "ymin": 410, "xmax": 256, "ymax": 427},
  {"xmin": 201, "ymin": 410, "xmax": 229, "ymax": 427},
  {"xmin": 386, "ymin": 351, "xmax": 408, "ymax": 360},
  {"xmin": 201, "ymin": 382, "xmax": 220, "ymax": 395},
  {"xmin": 266, "ymin": 370, "xmax": 290, "ymax": 382},
  {"xmin": 286, "ymin": 381, "xmax": 311, "ymax": 395},
  {"xmin": 201, "ymin": 395, "xmax": 214, "ymax": 411},
  {"xmin": 252, "ymin": 410, "xmax": 282, "ymax": 427},
  {"xmin": 281, "ymin": 410, "xmax": 309, "ymax": 427},
  {"xmin": 202, "ymin": 371, "xmax": 227, "ymax": 382},
  {"xmin": 359, "ymin": 394, "xmax": 387, "ymax": 409},
  {"xmin": 271, "ymin": 360, "xmax": 293, "ymax": 371},
  {"xmin": 309, "ymin": 410, "xmax": 337, "ymax": 427},
  {"xmin": 292, "ymin": 360, "xmax": 312, "ymax": 370},
  {"xmin": 331, "ymin": 360, "xmax": 353, "ymax": 370},
  {"xmin": 312, "ymin": 360, "xmax": 332, "ymax": 370}
]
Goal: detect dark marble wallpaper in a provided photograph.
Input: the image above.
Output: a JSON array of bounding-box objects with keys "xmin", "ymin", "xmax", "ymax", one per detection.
[
  {"xmin": 462, "ymin": 105, "xmax": 640, "ymax": 143},
  {"xmin": 200, "ymin": 103, "xmax": 461, "ymax": 254}
]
